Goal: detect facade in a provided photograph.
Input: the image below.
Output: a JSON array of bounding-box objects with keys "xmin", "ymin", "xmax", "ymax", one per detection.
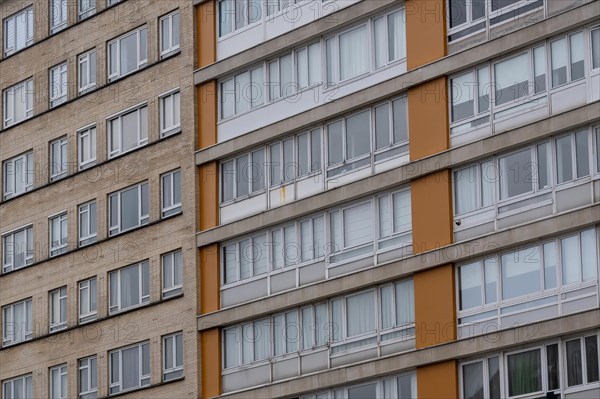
[{"xmin": 0, "ymin": 1, "xmax": 599, "ymax": 399}]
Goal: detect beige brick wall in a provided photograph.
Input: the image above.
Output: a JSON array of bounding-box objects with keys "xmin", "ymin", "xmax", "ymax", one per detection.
[{"xmin": 0, "ymin": 1, "xmax": 198, "ymax": 398}]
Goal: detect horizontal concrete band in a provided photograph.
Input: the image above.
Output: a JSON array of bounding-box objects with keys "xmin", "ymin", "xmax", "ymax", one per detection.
[
  {"xmin": 198, "ymin": 203, "xmax": 600, "ymax": 330},
  {"xmin": 194, "ymin": 2, "xmax": 598, "ymax": 165},
  {"xmin": 213, "ymin": 309, "xmax": 600, "ymax": 399},
  {"xmin": 195, "ymin": 102, "xmax": 600, "ymax": 247}
]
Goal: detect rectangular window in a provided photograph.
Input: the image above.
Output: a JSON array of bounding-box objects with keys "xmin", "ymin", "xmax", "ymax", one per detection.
[
  {"xmin": 2, "ymin": 226, "xmax": 34, "ymax": 272},
  {"xmin": 162, "ymin": 250, "xmax": 182, "ymax": 298},
  {"xmin": 49, "ymin": 212, "xmax": 68, "ymax": 256},
  {"xmin": 78, "ymin": 50, "xmax": 97, "ymax": 93},
  {"xmin": 109, "ymin": 261, "xmax": 150, "ymax": 313},
  {"xmin": 223, "ymin": 319, "xmax": 269, "ymax": 368},
  {"xmin": 3, "ymin": 78, "xmax": 34, "ymax": 127},
  {"xmin": 50, "ymin": 364, "xmax": 67, "ymax": 399},
  {"xmin": 3, "ymin": 7, "xmax": 34, "ymax": 56},
  {"xmin": 50, "ymin": 136, "xmax": 68, "ymax": 181},
  {"xmin": 327, "ymin": 110, "xmax": 371, "ymax": 174},
  {"xmin": 78, "ymin": 356, "xmax": 97, "ymax": 399},
  {"xmin": 78, "ymin": 278, "xmax": 97, "ymax": 323},
  {"xmin": 49, "ymin": 63, "xmax": 68, "ymax": 107},
  {"xmin": 297, "ymin": 129, "xmax": 322, "ymax": 177},
  {"xmin": 161, "ymin": 169, "xmax": 182, "ymax": 218},
  {"xmin": 50, "ymin": 0, "xmax": 68, "ymax": 33},
  {"xmin": 221, "ymin": 150, "xmax": 265, "ymax": 202},
  {"xmin": 499, "ymin": 148, "xmax": 533, "ymax": 200},
  {"xmin": 78, "ymin": 201, "xmax": 97, "ymax": 246},
  {"xmin": 160, "ymin": 90, "xmax": 181, "ymax": 136},
  {"xmin": 108, "ymin": 27, "xmax": 148, "ymax": 80},
  {"xmin": 2, "ymin": 298, "xmax": 32, "ymax": 346},
  {"xmin": 3, "ymin": 151, "xmax": 34, "ymax": 199},
  {"xmin": 219, "ymin": 66, "xmax": 264, "ymax": 119},
  {"xmin": 556, "ymin": 130, "xmax": 590, "ymax": 184},
  {"xmin": 507, "ymin": 349, "xmax": 542, "ymax": 396},
  {"xmin": 273, "ymin": 310, "xmax": 299, "ymax": 356},
  {"xmin": 77, "ymin": 126, "xmax": 96, "ymax": 170},
  {"xmin": 163, "ymin": 332, "xmax": 184, "ymax": 381},
  {"xmin": 299, "ymin": 215, "xmax": 325, "ymax": 263},
  {"xmin": 109, "ymin": 342, "xmax": 150, "ymax": 394},
  {"xmin": 78, "ymin": 0, "xmax": 96, "ymax": 20},
  {"xmin": 380, "ymin": 279, "xmax": 415, "ymax": 330},
  {"xmin": 551, "ymin": 32, "xmax": 585, "ymax": 88},
  {"xmin": 339, "ymin": 26, "xmax": 368, "ymax": 82},
  {"xmin": 160, "ymin": 10, "xmax": 180, "ymax": 57},
  {"xmin": 592, "ymin": 28, "xmax": 600, "ymax": 70},
  {"xmin": 377, "ymin": 190, "xmax": 412, "ymax": 248},
  {"xmin": 106, "ymin": 180, "xmax": 149, "ymax": 233},
  {"xmin": 49, "ymin": 287, "xmax": 67, "ymax": 332},
  {"xmin": 108, "ymin": 104, "xmax": 148, "ymax": 157},
  {"xmin": 2, "ymin": 374, "xmax": 32, "ymax": 399},
  {"xmin": 222, "ymin": 233, "xmax": 268, "ymax": 284},
  {"xmin": 494, "ymin": 53, "xmax": 529, "ymax": 106},
  {"xmin": 218, "ymin": 0, "xmax": 262, "ymax": 37}
]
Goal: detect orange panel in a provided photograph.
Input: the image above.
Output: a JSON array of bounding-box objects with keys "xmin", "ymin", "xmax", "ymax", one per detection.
[
  {"xmin": 414, "ymin": 264, "xmax": 456, "ymax": 349},
  {"xmin": 408, "ymin": 76, "xmax": 449, "ymax": 161},
  {"xmin": 417, "ymin": 361, "xmax": 458, "ymax": 399},
  {"xmin": 405, "ymin": 0, "xmax": 447, "ymax": 69},
  {"xmin": 200, "ymin": 244, "xmax": 220, "ymax": 314},
  {"xmin": 410, "ymin": 169, "xmax": 453, "ymax": 254},
  {"xmin": 197, "ymin": 1, "xmax": 216, "ymax": 68},
  {"xmin": 199, "ymin": 162, "xmax": 219, "ymax": 231},
  {"xmin": 201, "ymin": 328, "xmax": 221, "ymax": 398},
  {"xmin": 198, "ymin": 82, "xmax": 218, "ymax": 150}
]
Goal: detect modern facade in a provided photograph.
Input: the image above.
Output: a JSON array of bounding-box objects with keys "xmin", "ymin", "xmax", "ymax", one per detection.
[{"xmin": 1, "ymin": 0, "xmax": 599, "ymax": 399}]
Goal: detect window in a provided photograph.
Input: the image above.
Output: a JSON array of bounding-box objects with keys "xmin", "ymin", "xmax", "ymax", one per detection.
[
  {"xmin": 108, "ymin": 182, "xmax": 149, "ymax": 236},
  {"xmin": 494, "ymin": 53, "xmax": 529, "ymax": 106},
  {"xmin": 555, "ymin": 130, "xmax": 590, "ymax": 184},
  {"xmin": 109, "ymin": 261, "xmax": 150, "ymax": 313},
  {"xmin": 380, "ymin": 280, "xmax": 415, "ymax": 331},
  {"xmin": 221, "ymin": 149, "xmax": 265, "ymax": 202},
  {"xmin": 453, "ymin": 160, "xmax": 495, "ymax": 214},
  {"xmin": 266, "ymin": 0, "xmax": 307, "ymax": 15},
  {"xmin": 332, "ymin": 290, "xmax": 376, "ymax": 342},
  {"xmin": 108, "ymin": 105, "xmax": 148, "ymax": 157},
  {"xmin": 592, "ymin": 28, "xmax": 600, "ymax": 70},
  {"xmin": 2, "ymin": 298, "xmax": 32, "ymax": 346},
  {"xmin": 162, "ymin": 250, "xmax": 182, "ymax": 298},
  {"xmin": 78, "ymin": 0, "xmax": 96, "ymax": 20},
  {"xmin": 219, "ymin": 66, "xmax": 264, "ymax": 119},
  {"xmin": 50, "ymin": 136, "xmax": 68, "ymax": 181},
  {"xmin": 78, "ymin": 201, "xmax": 97, "ymax": 246},
  {"xmin": 78, "ymin": 356, "xmax": 97, "ymax": 399},
  {"xmin": 2, "ymin": 374, "xmax": 32, "ymax": 399},
  {"xmin": 49, "ymin": 212, "xmax": 68, "ymax": 256},
  {"xmin": 160, "ymin": 90, "xmax": 180, "ymax": 136},
  {"xmin": 222, "ymin": 233, "xmax": 267, "ymax": 284},
  {"xmin": 49, "ymin": 287, "xmax": 67, "ymax": 332},
  {"xmin": 49, "ymin": 63, "xmax": 68, "ymax": 107},
  {"xmin": 218, "ymin": 0, "xmax": 262, "ymax": 37},
  {"xmin": 3, "ymin": 151, "xmax": 34, "ymax": 199},
  {"xmin": 498, "ymin": 148, "xmax": 535, "ymax": 200},
  {"xmin": 3, "ymin": 78, "xmax": 34, "ymax": 127},
  {"xmin": 108, "ymin": 27, "xmax": 148, "ymax": 80},
  {"xmin": 49, "ymin": 364, "xmax": 67, "ymax": 399},
  {"xmin": 273, "ymin": 310, "xmax": 299, "ymax": 356},
  {"xmin": 448, "ymin": 0, "xmax": 486, "ymax": 29},
  {"xmin": 327, "ymin": 111, "xmax": 370, "ymax": 169},
  {"xmin": 160, "ymin": 10, "xmax": 180, "ymax": 57},
  {"xmin": 79, "ymin": 278, "xmax": 97, "ymax": 323},
  {"xmin": 566, "ymin": 335, "xmax": 600, "ymax": 387},
  {"xmin": 2, "ymin": 226, "xmax": 34, "ymax": 272},
  {"xmin": 50, "ymin": 0, "xmax": 68, "ymax": 33},
  {"xmin": 163, "ymin": 332, "xmax": 183, "ymax": 381},
  {"xmin": 78, "ymin": 50, "xmax": 97, "ymax": 93},
  {"xmin": 161, "ymin": 169, "xmax": 182, "ymax": 218},
  {"xmin": 267, "ymin": 44, "xmax": 322, "ymax": 101},
  {"xmin": 109, "ymin": 342, "xmax": 150, "ymax": 394},
  {"xmin": 3, "ymin": 7, "xmax": 33, "ymax": 56},
  {"xmin": 78, "ymin": 126, "xmax": 96, "ymax": 170},
  {"xmin": 374, "ymin": 10, "xmax": 406, "ymax": 68},
  {"xmin": 377, "ymin": 190, "xmax": 412, "ymax": 250},
  {"xmin": 551, "ymin": 31, "xmax": 585, "ymax": 88},
  {"xmin": 223, "ymin": 319, "xmax": 269, "ymax": 368}
]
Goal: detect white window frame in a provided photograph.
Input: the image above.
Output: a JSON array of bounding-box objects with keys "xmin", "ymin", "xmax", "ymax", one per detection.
[
  {"xmin": 162, "ymin": 250, "xmax": 183, "ymax": 298},
  {"xmin": 3, "ymin": 78, "xmax": 34, "ymax": 128},
  {"xmin": 2, "ymin": 374, "xmax": 32, "ymax": 399},
  {"xmin": 49, "ymin": 62, "xmax": 68, "ymax": 107},
  {"xmin": 78, "ymin": 356, "xmax": 97, "ymax": 398},
  {"xmin": 3, "ymin": 7, "xmax": 34, "ymax": 56},
  {"xmin": 220, "ymin": 149, "xmax": 266, "ymax": 203},
  {"xmin": 159, "ymin": 10, "xmax": 180, "ymax": 57},
  {"xmin": 78, "ymin": 0, "xmax": 96, "ymax": 20},
  {"xmin": 78, "ymin": 201, "xmax": 97, "ymax": 247},
  {"xmin": 219, "ymin": 65, "xmax": 265, "ymax": 120},
  {"xmin": 50, "ymin": 136, "xmax": 68, "ymax": 181},
  {"xmin": 163, "ymin": 332, "xmax": 184, "ymax": 381},
  {"xmin": 107, "ymin": 104, "xmax": 148, "ymax": 158},
  {"xmin": 108, "ymin": 261, "xmax": 150, "ymax": 314},
  {"xmin": 217, "ymin": 0, "xmax": 263, "ymax": 38},
  {"xmin": 49, "ymin": 212, "xmax": 68, "ymax": 257},
  {"xmin": 49, "ymin": 287, "xmax": 67, "ymax": 333},
  {"xmin": 108, "ymin": 181, "xmax": 149, "ymax": 236},
  {"xmin": 107, "ymin": 26, "xmax": 148, "ymax": 81},
  {"xmin": 2, "ymin": 225, "xmax": 34, "ymax": 273},
  {"xmin": 108, "ymin": 341, "xmax": 150, "ymax": 394},
  {"xmin": 3, "ymin": 151, "xmax": 34, "ymax": 199},
  {"xmin": 221, "ymin": 232, "xmax": 268, "ymax": 285},
  {"xmin": 78, "ymin": 278, "xmax": 97, "ymax": 323},
  {"xmin": 2, "ymin": 298, "xmax": 32, "ymax": 346},
  {"xmin": 78, "ymin": 50, "xmax": 97, "ymax": 93},
  {"xmin": 50, "ymin": 0, "xmax": 68, "ymax": 33},
  {"xmin": 77, "ymin": 125, "xmax": 97, "ymax": 170},
  {"xmin": 159, "ymin": 89, "xmax": 181, "ymax": 137}
]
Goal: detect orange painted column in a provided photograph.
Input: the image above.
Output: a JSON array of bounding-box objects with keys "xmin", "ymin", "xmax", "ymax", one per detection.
[
  {"xmin": 405, "ymin": 0, "xmax": 447, "ymax": 70},
  {"xmin": 417, "ymin": 360, "xmax": 459, "ymax": 399}
]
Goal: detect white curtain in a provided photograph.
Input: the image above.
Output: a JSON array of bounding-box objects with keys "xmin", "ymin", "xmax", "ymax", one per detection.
[
  {"xmin": 455, "ymin": 166, "xmax": 478, "ymax": 214},
  {"xmin": 313, "ymin": 216, "xmax": 325, "ymax": 258},
  {"xmin": 280, "ymin": 54, "xmax": 293, "ymax": 96},
  {"xmin": 343, "ymin": 202, "xmax": 373, "ymax": 248},
  {"xmin": 374, "ymin": 17, "xmax": 386, "ymax": 68},
  {"xmin": 460, "ymin": 262, "xmax": 482, "ymax": 310},
  {"xmin": 393, "ymin": 191, "xmax": 411, "ymax": 234},
  {"xmin": 331, "ymin": 299, "xmax": 343, "ymax": 342},
  {"xmin": 235, "ymin": 71, "xmax": 251, "ymax": 114},
  {"xmin": 254, "ymin": 320, "xmax": 269, "ymax": 361},
  {"xmin": 502, "ymin": 247, "xmax": 542, "ymax": 299},
  {"xmin": 556, "ymin": 136, "xmax": 573, "ymax": 183},
  {"xmin": 380, "ymin": 285, "xmax": 393, "ymax": 329},
  {"xmin": 346, "ymin": 291, "xmax": 375, "ymax": 337},
  {"xmin": 561, "ymin": 236, "xmax": 581, "ymax": 285},
  {"xmin": 224, "ymin": 328, "xmax": 239, "ymax": 368},
  {"xmin": 581, "ymin": 229, "xmax": 597, "ymax": 281},
  {"xmin": 480, "ymin": 161, "xmax": 495, "ymax": 207},
  {"xmin": 551, "ymin": 38, "xmax": 568, "ymax": 87},
  {"xmin": 396, "ymin": 280, "xmax": 414, "ymax": 325},
  {"xmin": 308, "ymin": 43, "xmax": 321, "ymax": 85},
  {"xmin": 300, "ymin": 220, "xmax": 312, "ymax": 262},
  {"xmin": 120, "ymin": 265, "xmax": 139, "ymax": 308},
  {"xmin": 387, "ymin": 10, "xmax": 405, "ymax": 62},
  {"xmin": 253, "ymin": 234, "xmax": 268, "ymax": 275},
  {"xmin": 273, "ymin": 314, "xmax": 284, "ymax": 356},
  {"xmin": 272, "ymin": 230, "xmax": 284, "ymax": 270},
  {"xmin": 339, "ymin": 26, "xmax": 368, "ymax": 81},
  {"xmin": 296, "ymin": 48, "xmax": 308, "ymax": 88},
  {"xmin": 315, "ymin": 303, "xmax": 328, "ymax": 345},
  {"xmin": 301, "ymin": 308, "xmax": 314, "ymax": 349},
  {"xmin": 239, "ymin": 239, "xmax": 251, "ymax": 279},
  {"xmin": 121, "ymin": 347, "xmax": 139, "ymax": 390},
  {"xmin": 285, "ymin": 311, "xmax": 298, "ymax": 352},
  {"xmin": 379, "ymin": 196, "xmax": 392, "ymax": 238},
  {"xmin": 242, "ymin": 323, "xmax": 254, "ymax": 364},
  {"xmin": 345, "ymin": 111, "xmax": 370, "ymax": 160}
]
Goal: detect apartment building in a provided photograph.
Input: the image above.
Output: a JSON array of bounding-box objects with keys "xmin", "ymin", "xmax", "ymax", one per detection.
[
  {"xmin": 194, "ymin": 0, "xmax": 600, "ymax": 399},
  {"xmin": 0, "ymin": 1, "xmax": 198, "ymax": 398}
]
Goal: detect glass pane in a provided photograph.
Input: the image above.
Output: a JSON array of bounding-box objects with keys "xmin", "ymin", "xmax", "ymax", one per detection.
[
  {"xmin": 345, "ymin": 111, "xmax": 370, "ymax": 160},
  {"xmin": 561, "ymin": 235, "xmax": 581, "ymax": 285},
  {"xmin": 270, "ymin": 143, "xmax": 281, "ymax": 186},
  {"xmin": 502, "ymin": 246, "xmax": 541, "ymax": 299},
  {"xmin": 488, "ymin": 356, "xmax": 501, "ymax": 399},
  {"xmin": 592, "ymin": 29, "xmax": 600, "ymax": 70},
  {"xmin": 392, "ymin": 191, "xmax": 411, "ymax": 233},
  {"xmin": 547, "ymin": 343, "xmax": 560, "ymax": 390},
  {"xmin": 451, "ymin": 72, "xmax": 475, "ymax": 122},
  {"xmin": 556, "ymin": 136, "xmax": 573, "ymax": 183},
  {"xmin": 387, "ymin": 10, "xmax": 405, "ymax": 62},
  {"xmin": 251, "ymin": 150, "xmax": 265, "ymax": 192},
  {"xmin": 462, "ymin": 362, "xmax": 484, "ymax": 399},
  {"xmin": 575, "ymin": 130, "xmax": 589, "ymax": 178},
  {"xmin": 326, "ymin": 38, "xmax": 335, "ymax": 85},
  {"xmin": 543, "ymin": 242, "xmax": 558, "ymax": 289},
  {"xmin": 566, "ymin": 339, "xmax": 583, "ymax": 386},
  {"xmin": 347, "ymin": 383, "xmax": 376, "ymax": 399},
  {"xmin": 224, "ymin": 328, "xmax": 238, "ymax": 368},
  {"xmin": 537, "ymin": 142, "xmax": 550, "ymax": 189},
  {"xmin": 280, "ymin": 54, "xmax": 293, "ymax": 97},
  {"xmin": 222, "ymin": 161, "xmax": 234, "ymax": 202},
  {"xmin": 454, "ymin": 166, "xmax": 478, "ymax": 214},
  {"xmin": 570, "ymin": 32, "xmax": 584, "ymax": 81},
  {"xmin": 339, "ymin": 26, "xmax": 368, "ymax": 81},
  {"xmin": 533, "ymin": 46, "xmax": 546, "ymax": 93},
  {"xmin": 311, "ymin": 129, "xmax": 321, "ymax": 172},
  {"xmin": 449, "ymin": 0, "xmax": 467, "ymax": 28},
  {"xmin": 581, "ymin": 228, "xmax": 597, "ymax": 281},
  {"xmin": 585, "ymin": 336, "xmax": 599, "ymax": 383},
  {"xmin": 346, "ymin": 292, "xmax": 375, "ymax": 337},
  {"xmin": 460, "ymin": 262, "xmax": 482, "ymax": 310},
  {"xmin": 378, "ymin": 195, "xmax": 391, "ymax": 238},
  {"xmin": 551, "ymin": 38, "xmax": 568, "ymax": 87},
  {"xmin": 499, "ymin": 149, "xmax": 533, "ymax": 200},
  {"xmin": 375, "ymin": 104, "xmax": 390, "ymax": 150},
  {"xmin": 120, "ymin": 187, "xmax": 139, "ymax": 230},
  {"xmin": 298, "ymin": 133, "xmax": 309, "ymax": 177},
  {"xmin": 374, "ymin": 17, "xmax": 385, "ymax": 68},
  {"xmin": 494, "ymin": 53, "xmax": 529, "ymax": 105},
  {"xmin": 484, "ymin": 258, "xmax": 497, "ymax": 304},
  {"xmin": 392, "ymin": 98, "xmax": 408, "ymax": 144},
  {"xmin": 478, "ymin": 66, "xmax": 490, "ymax": 112},
  {"xmin": 327, "ymin": 121, "xmax": 343, "ymax": 166},
  {"xmin": 236, "ymin": 156, "xmax": 249, "ymax": 197},
  {"xmin": 296, "ymin": 48, "xmax": 308, "ymax": 88},
  {"xmin": 380, "ymin": 285, "xmax": 393, "ymax": 329},
  {"xmin": 301, "ymin": 307, "xmax": 314, "ymax": 349},
  {"xmin": 507, "ymin": 349, "xmax": 542, "ymax": 396},
  {"xmin": 308, "ymin": 43, "xmax": 321, "ymax": 85},
  {"xmin": 396, "ymin": 279, "xmax": 414, "ymax": 325},
  {"xmin": 343, "ymin": 202, "xmax": 373, "ymax": 248}
]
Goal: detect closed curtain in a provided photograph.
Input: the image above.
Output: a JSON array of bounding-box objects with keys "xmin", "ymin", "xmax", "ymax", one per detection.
[
  {"xmin": 339, "ymin": 27, "xmax": 367, "ymax": 81},
  {"xmin": 346, "ymin": 292, "xmax": 375, "ymax": 337},
  {"xmin": 507, "ymin": 350, "xmax": 541, "ymax": 396}
]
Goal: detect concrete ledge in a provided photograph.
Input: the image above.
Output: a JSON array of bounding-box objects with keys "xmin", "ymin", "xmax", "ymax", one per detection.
[
  {"xmin": 194, "ymin": 2, "xmax": 598, "ymax": 165},
  {"xmin": 196, "ymin": 102, "xmax": 600, "ymax": 247},
  {"xmin": 198, "ymin": 203, "xmax": 600, "ymax": 330},
  {"xmin": 213, "ymin": 309, "xmax": 600, "ymax": 398}
]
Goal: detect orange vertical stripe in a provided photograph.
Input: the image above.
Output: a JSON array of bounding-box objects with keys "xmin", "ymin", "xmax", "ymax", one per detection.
[
  {"xmin": 197, "ymin": 0, "xmax": 216, "ymax": 68},
  {"xmin": 417, "ymin": 361, "xmax": 459, "ymax": 398},
  {"xmin": 405, "ymin": 0, "xmax": 447, "ymax": 70},
  {"xmin": 200, "ymin": 244, "xmax": 220, "ymax": 314},
  {"xmin": 201, "ymin": 329, "xmax": 221, "ymax": 398},
  {"xmin": 198, "ymin": 82, "xmax": 218, "ymax": 150}
]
